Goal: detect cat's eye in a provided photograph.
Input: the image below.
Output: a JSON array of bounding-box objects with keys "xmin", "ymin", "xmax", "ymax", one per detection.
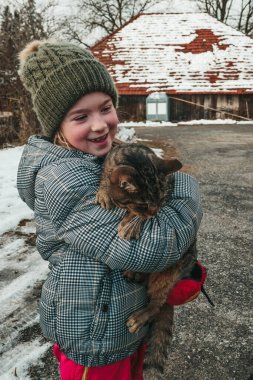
[
  {"xmin": 135, "ymin": 205, "xmax": 148, "ymax": 211},
  {"xmin": 118, "ymin": 200, "xmax": 130, "ymax": 206}
]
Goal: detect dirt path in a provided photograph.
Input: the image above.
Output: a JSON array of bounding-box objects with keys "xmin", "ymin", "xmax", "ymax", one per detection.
[{"xmin": 135, "ymin": 124, "xmax": 253, "ymax": 380}]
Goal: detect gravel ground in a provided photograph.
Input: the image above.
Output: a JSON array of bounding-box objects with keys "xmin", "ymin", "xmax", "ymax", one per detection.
[
  {"xmin": 1, "ymin": 123, "xmax": 252, "ymax": 379},
  {"xmin": 134, "ymin": 123, "xmax": 253, "ymax": 380}
]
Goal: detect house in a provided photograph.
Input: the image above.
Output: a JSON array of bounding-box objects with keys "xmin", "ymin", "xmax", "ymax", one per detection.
[{"xmin": 91, "ymin": 12, "xmax": 253, "ymax": 122}]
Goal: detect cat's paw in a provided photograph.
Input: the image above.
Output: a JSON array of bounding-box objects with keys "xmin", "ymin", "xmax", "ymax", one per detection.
[
  {"xmin": 96, "ymin": 190, "xmax": 113, "ymax": 209},
  {"xmin": 118, "ymin": 222, "xmax": 139, "ymax": 240},
  {"xmin": 123, "ymin": 271, "xmax": 147, "ymax": 283},
  {"xmin": 127, "ymin": 308, "xmax": 150, "ymax": 333},
  {"xmin": 118, "ymin": 218, "xmax": 142, "ymax": 240}
]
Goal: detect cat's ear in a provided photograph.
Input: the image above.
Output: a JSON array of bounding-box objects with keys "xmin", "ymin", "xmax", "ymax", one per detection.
[
  {"xmin": 110, "ymin": 166, "xmax": 138, "ymax": 192},
  {"xmin": 156, "ymin": 157, "xmax": 182, "ymax": 174}
]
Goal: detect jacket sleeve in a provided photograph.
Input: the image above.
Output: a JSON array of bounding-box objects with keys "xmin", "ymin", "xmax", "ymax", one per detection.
[{"xmin": 43, "ymin": 161, "xmax": 202, "ymax": 273}]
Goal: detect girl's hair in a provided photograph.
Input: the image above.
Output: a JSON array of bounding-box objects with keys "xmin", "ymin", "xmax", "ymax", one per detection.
[{"xmin": 53, "ymin": 130, "xmax": 72, "ymax": 150}]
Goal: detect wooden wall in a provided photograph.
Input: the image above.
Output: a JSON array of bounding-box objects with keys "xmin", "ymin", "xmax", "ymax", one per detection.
[
  {"xmin": 118, "ymin": 95, "xmax": 146, "ymax": 122},
  {"xmin": 118, "ymin": 94, "xmax": 253, "ymax": 122}
]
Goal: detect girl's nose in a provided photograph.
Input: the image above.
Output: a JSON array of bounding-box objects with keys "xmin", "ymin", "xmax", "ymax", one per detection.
[{"xmin": 90, "ymin": 116, "xmax": 107, "ymax": 131}]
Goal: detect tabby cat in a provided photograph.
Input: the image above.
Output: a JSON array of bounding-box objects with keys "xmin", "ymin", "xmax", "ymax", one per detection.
[{"xmin": 96, "ymin": 142, "xmax": 197, "ymax": 373}]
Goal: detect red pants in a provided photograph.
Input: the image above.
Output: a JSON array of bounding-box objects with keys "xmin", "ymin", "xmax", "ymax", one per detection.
[{"xmin": 53, "ymin": 343, "xmax": 146, "ymax": 380}]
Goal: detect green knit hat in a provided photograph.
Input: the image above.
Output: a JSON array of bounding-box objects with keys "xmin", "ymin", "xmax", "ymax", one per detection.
[{"xmin": 18, "ymin": 40, "xmax": 118, "ymax": 138}]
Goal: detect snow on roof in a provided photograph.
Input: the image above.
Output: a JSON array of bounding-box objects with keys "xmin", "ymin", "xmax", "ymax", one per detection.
[{"xmin": 91, "ymin": 13, "xmax": 253, "ymax": 95}]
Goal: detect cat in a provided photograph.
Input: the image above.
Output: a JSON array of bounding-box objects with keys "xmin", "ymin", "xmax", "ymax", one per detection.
[
  {"xmin": 96, "ymin": 142, "xmax": 198, "ymax": 373},
  {"xmin": 96, "ymin": 142, "xmax": 182, "ymax": 240}
]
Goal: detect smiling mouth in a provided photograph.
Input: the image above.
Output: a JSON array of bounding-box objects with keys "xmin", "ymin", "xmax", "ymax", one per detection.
[{"xmin": 89, "ymin": 133, "xmax": 108, "ymax": 143}]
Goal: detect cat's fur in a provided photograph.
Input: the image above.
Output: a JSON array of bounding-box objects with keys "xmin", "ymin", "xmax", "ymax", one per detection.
[{"xmin": 96, "ymin": 142, "xmax": 197, "ymax": 373}]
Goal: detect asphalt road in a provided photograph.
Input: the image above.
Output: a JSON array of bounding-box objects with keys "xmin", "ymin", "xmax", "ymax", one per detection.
[{"xmin": 134, "ymin": 123, "xmax": 253, "ymax": 380}]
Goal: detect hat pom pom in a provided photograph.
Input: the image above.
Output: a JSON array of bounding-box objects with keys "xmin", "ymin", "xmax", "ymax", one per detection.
[{"xmin": 19, "ymin": 40, "xmax": 47, "ymax": 64}]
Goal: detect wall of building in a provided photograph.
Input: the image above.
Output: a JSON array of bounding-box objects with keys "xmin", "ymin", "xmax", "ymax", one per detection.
[
  {"xmin": 170, "ymin": 94, "xmax": 252, "ymax": 121},
  {"xmin": 118, "ymin": 95, "xmax": 146, "ymax": 122},
  {"xmin": 118, "ymin": 94, "xmax": 253, "ymax": 122}
]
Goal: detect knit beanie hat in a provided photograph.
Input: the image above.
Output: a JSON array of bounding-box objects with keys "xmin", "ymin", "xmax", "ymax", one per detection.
[{"xmin": 18, "ymin": 40, "xmax": 118, "ymax": 138}]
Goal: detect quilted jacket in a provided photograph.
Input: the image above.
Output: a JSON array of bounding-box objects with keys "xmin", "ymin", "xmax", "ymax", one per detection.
[{"xmin": 17, "ymin": 135, "xmax": 202, "ymax": 367}]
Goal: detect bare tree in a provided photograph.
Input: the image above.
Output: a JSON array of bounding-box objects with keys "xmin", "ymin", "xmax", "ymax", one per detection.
[
  {"xmin": 237, "ymin": 0, "xmax": 253, "ymax": 35},
  {"xmin": 0, "ymin": 0, "xmax": 49, "ymax": 142},
  {"xmin": 59, "ymin": 0, "xmax": 156, "ymax": 47},
  {"xmin": 198, "ymin": 0, "xmax": 234, "ymax": 23},
  {"xmin": 198, "ymin": 0, "xmax": 253, "ymax": 36}
]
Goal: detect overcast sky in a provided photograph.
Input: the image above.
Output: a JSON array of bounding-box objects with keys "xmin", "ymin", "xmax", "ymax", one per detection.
[{"xmin": 36, "ymin": 0, "xmax": 241, "ymax": 21}]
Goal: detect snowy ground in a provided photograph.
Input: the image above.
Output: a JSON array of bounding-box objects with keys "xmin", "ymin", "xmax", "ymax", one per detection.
[{"xmin": 0, "ymin": 146, "xmax": 50, "ymax": 379}]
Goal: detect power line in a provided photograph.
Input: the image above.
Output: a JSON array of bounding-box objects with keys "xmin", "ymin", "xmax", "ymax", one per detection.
[{"xmin": 169, "ymin": 96, "xmax": 252, "ymax": 121}]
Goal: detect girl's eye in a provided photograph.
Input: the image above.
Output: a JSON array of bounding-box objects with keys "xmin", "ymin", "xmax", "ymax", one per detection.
[
  {"xmin": 74, "ymin": 114, "xmax": 88, "ymax": 121},
  {"xmin": 101, "ymin": 105, "xmax": 112, "ymax": 113}
]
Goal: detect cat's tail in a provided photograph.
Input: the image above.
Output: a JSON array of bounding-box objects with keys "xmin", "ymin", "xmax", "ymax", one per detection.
[{"xmin": 144, "ymin": 303, "xmax": 174, "ymax": 374}]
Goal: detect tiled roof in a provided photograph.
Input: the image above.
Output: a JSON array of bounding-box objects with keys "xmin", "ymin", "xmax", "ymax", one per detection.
[{"xmin": 91, "ymin": 13, "xmax": 253, "ymax": 95}]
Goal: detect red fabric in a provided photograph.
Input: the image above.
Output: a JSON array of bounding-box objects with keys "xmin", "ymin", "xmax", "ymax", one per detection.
[
  {"xmin": 53, "ymin": 343, "xmax": 147, "ymax": 380},
  {"xmin": 166, "ymin": 261, "xmax": 207, "ymax": 306},
  {"xmin": 53, "ymin": 344, "xmax": 85, "ymax": 380}
]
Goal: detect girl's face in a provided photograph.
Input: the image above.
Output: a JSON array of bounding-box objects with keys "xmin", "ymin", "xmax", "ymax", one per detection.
[{"xmin": 60, "ymin": 92, "xmax": 118, "ymax": 156}]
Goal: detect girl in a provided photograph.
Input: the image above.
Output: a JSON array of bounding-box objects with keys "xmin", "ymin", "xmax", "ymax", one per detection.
[{"xmin": 17, "ymin": 40, "xmax": 202, "ymax": 380}]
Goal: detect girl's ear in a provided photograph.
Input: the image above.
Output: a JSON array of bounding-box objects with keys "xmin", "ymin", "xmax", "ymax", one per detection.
[
  {"xmin": 156, "ymin": 157, "xmax": 183, "ymax": 175},
  {"xmin": 110, "ymin": 166, "xmax": 138, "ymax": 192}
]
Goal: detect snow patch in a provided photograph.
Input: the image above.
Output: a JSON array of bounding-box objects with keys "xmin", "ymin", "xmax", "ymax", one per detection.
[
  {"xmin": 0, "ymin": 339, "xmax": 51, "ymax": 380},
  {"xmin": 0, "ymin": 146, "xmax": 33, "ymax": 235},
  {"xmin": 178, "ymin": 118, "xmax": 252, "ymax": 125},
  {"xmin": 116, "ymin": 126, "xmax": 136, "ymax": 141}
]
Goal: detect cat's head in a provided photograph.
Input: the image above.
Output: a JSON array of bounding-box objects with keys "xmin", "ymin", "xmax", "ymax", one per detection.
[{"xmin": 108, "ymin": 154, "xmax": 182, "ymax": 219}]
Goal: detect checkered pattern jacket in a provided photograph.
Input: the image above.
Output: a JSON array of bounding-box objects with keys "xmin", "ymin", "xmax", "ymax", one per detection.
[{"xmin": 17, "ymin": 135, "xmax": 202, "ymax": 367}]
